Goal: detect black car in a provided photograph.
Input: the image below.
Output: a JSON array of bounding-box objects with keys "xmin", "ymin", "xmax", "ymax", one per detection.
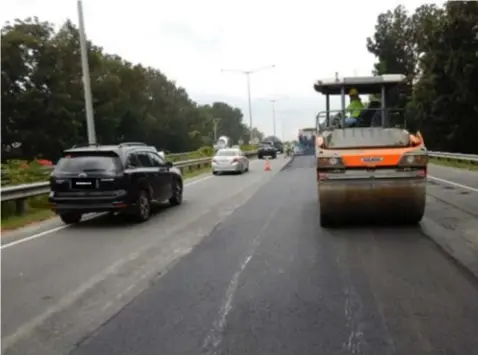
[
  {"xmin": 263, "ymin": 136, "xmax": 284, "ymax": 153},
  {"xmin": 257, "ymin": 141, "xmax": 277, "ymax": 159},
  {"xmin": 49, "ymin": 142, "xmax": 183, "ymax": 224},
  {"xmin": 274, "ymin": 141, "xmax": 284, "ymax": 154}
]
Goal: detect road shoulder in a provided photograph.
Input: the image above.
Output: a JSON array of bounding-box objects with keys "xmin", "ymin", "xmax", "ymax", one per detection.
[{"xmin": 421, "ymin": 195, "xmax": 478, "ymax": 279}]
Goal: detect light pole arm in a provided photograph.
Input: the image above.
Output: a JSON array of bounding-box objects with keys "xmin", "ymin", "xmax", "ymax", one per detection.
[
  {"xmin": 220, "ymin": 64, "xmax": 275, "ymax": 144},
  {"xmin": 249, "ymin": 64, "xmax": 276, "ymax": 74}
]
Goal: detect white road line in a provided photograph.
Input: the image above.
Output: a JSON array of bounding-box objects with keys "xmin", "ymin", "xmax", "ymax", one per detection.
[
  {"xmin": 0, "ymin": 213, "xmax": 102, "ymax": 250},
  {"xmin": 184, "ymin": 175, "xmax": 212, "ymax": 187},
  {"xmin": 0, "ymin": 177, "xmax": 213, "ymax": 250},
  {"xmin": 428, "ymin": 175, "xmax": 478, "ymax": 193},
  {"xmin": 0, "ymin": 226, "xmax": 69, "ymax": 250}
]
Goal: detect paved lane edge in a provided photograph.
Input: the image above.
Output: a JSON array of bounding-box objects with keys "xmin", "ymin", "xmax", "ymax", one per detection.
[{"xmin": 420, "ymin": 217, "xmax": 478, "ymax": 280}]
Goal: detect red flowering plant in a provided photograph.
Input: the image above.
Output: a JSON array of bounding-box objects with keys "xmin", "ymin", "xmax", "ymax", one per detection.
[{"xmin": 1, "ymin": 159, "xmax": 53, "ymax": 186}]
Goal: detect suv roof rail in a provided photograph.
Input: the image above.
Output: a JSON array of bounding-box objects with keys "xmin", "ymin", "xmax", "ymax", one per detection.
[
  {"xmin": 118, "ymin": 142, "xmax": 148, "ymax": 147},
  {"xmin": 71, "ymin": 143, "xmax": 101, "ymax": 149}
]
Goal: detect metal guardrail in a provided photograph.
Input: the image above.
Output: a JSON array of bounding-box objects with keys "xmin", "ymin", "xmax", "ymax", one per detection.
[
  {"xmin": 1, "ymin": 152, "xmax": 258, "ymax": 215},
  {"xmin": 428, "ymin": 151, "xmax": 478, "ymax": 163},
  {"xmin": 0, "ymin": 149, "xmax": 255, "ymax": 185}
]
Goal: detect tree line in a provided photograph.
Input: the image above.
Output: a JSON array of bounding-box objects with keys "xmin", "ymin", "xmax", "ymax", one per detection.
[
  {"xmin": 1, "ymin": 17, "xmax": 264, "ymax": 162},
  {"xmin": 367, "ymin": 1, "xmax": 478, "ymax": 153}
]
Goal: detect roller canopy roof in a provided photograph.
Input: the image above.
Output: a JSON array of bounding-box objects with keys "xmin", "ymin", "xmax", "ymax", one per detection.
[{"xmin": 313, "ymin": 74, "xmax": 406, "ymax": 95}]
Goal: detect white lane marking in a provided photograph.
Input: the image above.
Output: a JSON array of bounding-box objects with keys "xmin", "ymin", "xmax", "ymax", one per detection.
[
  {"xmin": 0, "ymin": 213, "xmax": 102, "ymax": 250},
  {"xmin": 0, "ymin": 177, "xmax": 213, "ymax": 250},
  {"xmin": 428, "ymin": 175, "xmax": 478, "ymax": 193},
  {"xmin": 184, "ymin": 175, "xmax": 212, "ymax": 187},
  {"xmin": 0, "ymin": 226, "xmax": 68, "ymax": 250}
]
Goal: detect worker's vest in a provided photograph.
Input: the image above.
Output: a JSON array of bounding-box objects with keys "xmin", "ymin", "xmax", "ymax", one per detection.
[{"xmin": 347, "ymin": 100, "xmax": 364, "ymax": 118}]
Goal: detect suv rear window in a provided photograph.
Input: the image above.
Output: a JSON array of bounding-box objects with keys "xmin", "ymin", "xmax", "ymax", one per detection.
[{"xmin": 55, "ymin": 154, "xmax": 121, "ymax": 173}]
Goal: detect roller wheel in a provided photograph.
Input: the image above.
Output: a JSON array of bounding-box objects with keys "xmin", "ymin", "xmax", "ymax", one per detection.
[{"xmin": 320, "ymin": 212, "xmax": 334, "ymax": 228}]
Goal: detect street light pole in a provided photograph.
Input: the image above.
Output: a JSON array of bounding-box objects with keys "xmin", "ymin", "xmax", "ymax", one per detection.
[
  {"xmin": 212, "ymin": 117, "xmax": 220, "ymax": 142},
  {"xmin": 246, "ymin": 73, "xmax": 253, "ymax": 143},
  {"xmin": 270, "ymin": 100, "xmax": 276, "ymax": 137},
  {"xmin": 77, "ymin": 0, "xmax": 96, "ymax": 145},
  {"xmin": 221, "ymin": 64, "xmax": 275, "ymax": 144}
]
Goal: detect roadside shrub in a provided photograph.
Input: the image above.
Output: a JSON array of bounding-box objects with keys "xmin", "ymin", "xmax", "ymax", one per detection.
[
  {"xmin": 197, "ymin": 146, "xmax": 214, "ymax": 157},
  {"xmin": 240, "ymin": 144, "xmax": 258, "ymax": 151},
  {"xmin": 1, "ymin": 159, "xmax": 53, "ymax": 186},
  {"xmin": 1, "ymin": 159, "xmax": 52, "ymax": 220}
]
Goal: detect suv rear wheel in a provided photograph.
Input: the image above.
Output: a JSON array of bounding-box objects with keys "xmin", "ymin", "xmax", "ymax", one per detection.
[
  {"xmin": 169, "ymin": 179, "xmax": 183, "ymax": 206},
  {"xmin": 60, "ymin": 212, "xmax": 82, "ymax": 225},
  {"xmin": 133, "ymin": 189, "xmax": 151, "ymax": 222}
]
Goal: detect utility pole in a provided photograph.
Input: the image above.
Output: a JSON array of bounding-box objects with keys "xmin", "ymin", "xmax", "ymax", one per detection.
[
  {"xmin": 221, "ymin": 64, "xmax": 275, "ymax": 144},
  {"xmin": 212, "ymin": 117, "xmax": 220, "ymax": 142},
  {"xmin": 77, "ymin": 0, "xmax": 96, "ymax": 144},
  {"xmin": 246, "ymin": 73, "xmax": 253, "ymax": 143},
  {"xmin": 270, "ymin": 99, "xmax": 276, "ymax": 137}
]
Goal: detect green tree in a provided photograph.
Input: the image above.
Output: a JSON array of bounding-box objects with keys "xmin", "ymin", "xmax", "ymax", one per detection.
[
  {"xmin": 1, "ymin": 17, "xmax": 264, "ymax": 161},
  {"xmin": 367, "ymin": 2, "xmax": 478, "ymax": 153}
]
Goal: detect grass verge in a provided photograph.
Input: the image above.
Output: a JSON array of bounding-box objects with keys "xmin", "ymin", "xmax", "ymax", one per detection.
[
  {"xmin": 430, "ymin": 157, "xmax": 478, "ymax": 172},
  {"xmin": 1, "ymin": 166, "xmax": 213, "ymax": 233},
  {"xmin": 1, "ymin": 209, "xmax": 55, "ymax": 231}
]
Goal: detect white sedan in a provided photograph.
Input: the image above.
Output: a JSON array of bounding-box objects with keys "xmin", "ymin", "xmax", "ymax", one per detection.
[{"xmin": 212, "ymin": 148, "xmax": 250, "ymax": 175}]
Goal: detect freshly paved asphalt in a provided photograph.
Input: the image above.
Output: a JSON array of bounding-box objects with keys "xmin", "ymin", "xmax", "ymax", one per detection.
[{"xmin": 62, "ymin": 156, "xmax": 478, "ymax": 355}]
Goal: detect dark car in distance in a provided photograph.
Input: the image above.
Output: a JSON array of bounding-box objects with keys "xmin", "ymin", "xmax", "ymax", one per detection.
[
  {"xmin": 49, "ymin": 142, "xmax": 183, "ymax": 224},
  {"xmin": 257, "ymin": 141, "xmax": 277, "ymax": 159},
  {"xmin": 263, "ymin": 136, "xmax": 284, "ymax": 154}
]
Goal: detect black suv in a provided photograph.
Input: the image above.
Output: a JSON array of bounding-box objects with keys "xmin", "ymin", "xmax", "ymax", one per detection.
[
  {"xmin": 257, "ymin": 141, "xmax": 277, "ymax": 159},
  {"xmin": 49, "ymin": 142, "xmax": 183, "ymax": 224},
  {"xmin": 263, "ymin": 136, "xmax": 284, "ymax": 153}
]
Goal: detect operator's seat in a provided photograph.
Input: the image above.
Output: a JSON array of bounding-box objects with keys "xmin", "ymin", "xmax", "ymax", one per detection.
[{"xmin": 357, "ymin": 100, "xmax": 381, "ymax": 127}]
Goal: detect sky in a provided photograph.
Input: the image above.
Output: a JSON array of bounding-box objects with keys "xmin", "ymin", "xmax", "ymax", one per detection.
[{"xmin": 1, "ymin": 0, "xmax": 443, "ymax": 141}]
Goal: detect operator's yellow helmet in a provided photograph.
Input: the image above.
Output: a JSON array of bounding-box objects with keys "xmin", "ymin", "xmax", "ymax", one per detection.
[{"xmin": 348, "ymin": 88, "xmax": 358, "ymax": 96}]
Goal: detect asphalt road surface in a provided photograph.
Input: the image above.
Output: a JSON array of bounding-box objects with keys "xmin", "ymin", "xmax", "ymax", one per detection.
[
  {"xmin": 427, "ymin": 164, "xmax": 478, "ymax": 218},
  {"xmin": 2, "ymin": 156, "xmax": 478, "ymax": 355},
  {"xmin": 1, "ymin": 157, "xmax": 291, "ymax": 355}
]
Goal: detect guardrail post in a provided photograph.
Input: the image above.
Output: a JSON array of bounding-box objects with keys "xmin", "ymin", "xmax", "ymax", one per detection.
[{"xmin": 15, "ymin": 198, "xmax": 26, "ymax": 215}]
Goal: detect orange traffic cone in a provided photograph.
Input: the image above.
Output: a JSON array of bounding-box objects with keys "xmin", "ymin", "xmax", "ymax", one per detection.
[{"xmin": 264, "ymin": 158, "xmax": 271, "ymax": 172}]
